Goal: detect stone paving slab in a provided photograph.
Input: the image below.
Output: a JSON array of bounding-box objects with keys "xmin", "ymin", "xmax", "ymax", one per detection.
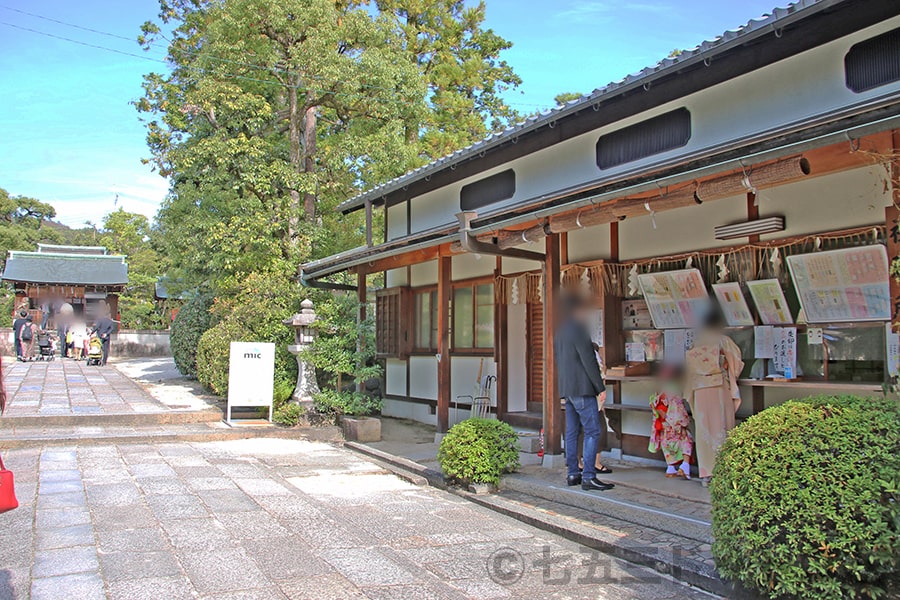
[
  {"xmin": 0, "ymin": 439, "xmax": 716, "ymax": 600},
  {"xmin": 2, "ymin": 360, "xmax": 174, "ymax": 417}
]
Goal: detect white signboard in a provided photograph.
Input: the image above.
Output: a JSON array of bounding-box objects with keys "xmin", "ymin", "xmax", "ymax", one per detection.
[{"xmin": 227, "ymin": 341, "xmax": 276, "ymax": 423}]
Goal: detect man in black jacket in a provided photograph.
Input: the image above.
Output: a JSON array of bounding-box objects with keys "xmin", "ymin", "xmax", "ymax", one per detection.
[
  {"xmin": 92, "ymin": 309, "xmax": 116, "ymax": 366},
  {"xmin": 12, "ymin": 309, "xmax": 28, "ymax": 361},
  {"xmin": 554, "ymin": 295, "xmax": 614, "ymax": 492}
]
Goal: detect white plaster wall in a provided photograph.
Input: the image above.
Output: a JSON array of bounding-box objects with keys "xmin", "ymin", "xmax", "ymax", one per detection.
[
  {"xmin": 385, "ymin": 268, "xmax": 407, "ymax": 288},
  {"xmin": 409, "ymin": 355, "xmax": 438, "ymax": 400},
  {"xmin": 385, "ymin": 358, "xmax": 407, "ymax": 397},
  {"xmin": 410, "ymin": 261, "xmax": 438, "ymax": 286},
  {"xmin": 451, "ymin": 253, "xmax": 494, "ymax": 281},
  {"xmin": 450, "ymin": 356, "xmax": 497, "ymax": 405},
  {"xmin": 395, "ymin": 15, "xmax": 900, "ymax": 237},
  {"xmin": 386, "ymin": 203, "xmax": 407, "ymax": 241},
  {"xmin": 618, "ymin": 194, "xmax": 745, "ymax": 260},
  {"xmin": 499, "ymin": 242, "xmax": 544, "ymax": 274},
  {"xmin": 506, "ymin": 304, "xmax": 528, "ymax": 412},
  {"xmin": 567, "ymin": 223, "xmax": 612, "ymax": 264},
  {"xmin": 381, "ymin": 398, "xmax": 436, "ymax": 426},
  {"xmin": 758, "ymin": 165, "xmax": 890, "ymax": 240}
]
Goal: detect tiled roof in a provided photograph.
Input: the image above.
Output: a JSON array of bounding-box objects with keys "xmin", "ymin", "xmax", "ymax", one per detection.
[
  {"xmin": 336, "ymin": 0, "xmax": 832, "ymax": 213},
  {"xmin": 2, "ymin": 251, "xmax": 128, "ymax": 286}
]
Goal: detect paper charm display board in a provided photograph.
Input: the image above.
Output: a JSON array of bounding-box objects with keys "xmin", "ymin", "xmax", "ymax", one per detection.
[
  {"xmin": 746, "ymin": 279, "xmax": 793, "ymax": 325},
  {"xmin": 712, "ymin": 282, "xmax": 754, "ymax": 326},
  {"xmin": 637, "ymin": 269, "xmax": 709, "ymax": 329},
  {"xmin": 787, "ymin": 246, "xmax": 890, "ymax": 323}
]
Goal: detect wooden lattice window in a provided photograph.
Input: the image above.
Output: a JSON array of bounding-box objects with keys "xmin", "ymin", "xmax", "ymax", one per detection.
[{"xmin": 375, "ymin": 288, "xmax": 411, "ymax": 358}]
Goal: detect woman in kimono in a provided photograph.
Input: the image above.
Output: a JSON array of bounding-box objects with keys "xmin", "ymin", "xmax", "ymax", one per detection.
[
  {"xmin": 684, "ymin": 328, "xmax": 744, "ymax": 485},
  {"xmin": 649, "ymin": 365, "xmax": 693, "ymax": 479}
]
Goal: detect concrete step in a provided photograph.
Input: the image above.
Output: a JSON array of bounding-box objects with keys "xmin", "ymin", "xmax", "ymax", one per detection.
[
  {"xmin": 513, "ymin": 431, "xmax": 542, "ymax": 453},
  {"xmin": 526, "ymin": 402, "xmax": 543, "ymax": 413},
  {"xmin": 0, "ymin": 422, "xmax": 342, "ymax": 448},
  {"xmin": 0, "ymin": 408, "xmax": 224, "ymax": 429},
  {"xmin": 504, "ymin": 411, "xmax": 542, "ymax": 431}
]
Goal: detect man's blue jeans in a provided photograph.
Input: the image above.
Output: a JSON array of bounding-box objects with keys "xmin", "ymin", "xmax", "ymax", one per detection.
[{"xmin": 565, "ymin": 395, "xmax": 600, "ymax": 481}]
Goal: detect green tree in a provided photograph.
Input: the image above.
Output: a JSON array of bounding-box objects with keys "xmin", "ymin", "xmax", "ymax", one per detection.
[
  {"xmin": 138, "ymin": 0, "xmax": 426, "ymax": 285},
  {"xmin": 0, "ymin": 188, "xmax": 60, "ymax": 266},
  {"xmin": 377, "ymin": 0, "xmax": 522, "ymax": 159},
  {"xmin": 98, "ymin": 209, "xmax": 168, "ymax": 329},
  {"xmin": 553, "ymin": 91, "xmax": 583, "ymax": 105}
]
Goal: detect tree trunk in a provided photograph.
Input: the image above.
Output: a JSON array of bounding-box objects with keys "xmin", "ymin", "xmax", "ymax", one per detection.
[
  {"xmin": 287, "ymin": 80, "xmax": 302, "ymax": 243},
  {"xmin": 302, "ymin": 92, "xmax": 317, "ymax": 223}
]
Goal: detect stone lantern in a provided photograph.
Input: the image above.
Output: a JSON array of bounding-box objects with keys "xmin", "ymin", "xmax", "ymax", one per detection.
[{"xmin": 283, "ymin": 298, "xmax": 320, "ymax": 404}]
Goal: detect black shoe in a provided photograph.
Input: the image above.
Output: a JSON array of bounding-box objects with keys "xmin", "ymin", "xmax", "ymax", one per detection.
[
  {"xmin": 566, "ymin": 474, "xmax": 582, "ymax": 486},
  {"xmin": 582, "ymin": 477, "xmax": 615, "ymax": 491}
]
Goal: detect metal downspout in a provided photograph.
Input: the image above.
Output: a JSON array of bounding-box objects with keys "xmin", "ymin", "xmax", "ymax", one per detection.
[{"xmin": 456, "ymin": 212, "xmax": 545, "ymax": 262}]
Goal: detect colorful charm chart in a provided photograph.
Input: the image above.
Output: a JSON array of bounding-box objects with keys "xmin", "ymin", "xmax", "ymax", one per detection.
[
  {"xmin": 637, "ymin": 269, "xmax": 710, "ymax": 329},
  {"xmin": 712, "ymin": 282, "xmax": 754, "ymax": 326},
  {"xmin": 746, "ymin": 279, "xmax": 793, "ymax": 325},
  {"xmin": 787, "ymin": 246, "xmax": 890, "ymax": 323}
]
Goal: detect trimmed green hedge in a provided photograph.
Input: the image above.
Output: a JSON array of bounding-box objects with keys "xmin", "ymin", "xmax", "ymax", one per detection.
[
  {"xmin": 711, "ymin": 395, "xmax": 900, "ymax": 600},
  {"xmin": 438, "ymin": 418, "xmax": 520, "ymax": 486},
  {"xmin": 170, "ymin": 293, "xmax": 216, "ymax": 378}
]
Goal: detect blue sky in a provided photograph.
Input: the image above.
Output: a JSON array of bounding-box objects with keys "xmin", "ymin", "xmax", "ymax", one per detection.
[{"xmin": 0, "ymin": 0, "xmax": 779, "ymax": 228}]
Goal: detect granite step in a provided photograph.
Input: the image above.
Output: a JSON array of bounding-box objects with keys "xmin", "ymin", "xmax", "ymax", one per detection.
[
  {"xmin": 0, "ymin": 422, "xmax": 342, "ymax": 448},
  {"xmin": 0, "ymin": 408, "xmax": 224, "ymax": 429}
]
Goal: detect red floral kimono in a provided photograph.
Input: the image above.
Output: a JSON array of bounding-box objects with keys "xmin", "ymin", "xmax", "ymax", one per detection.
[{"xmin": 649, "ymin": 392, "xmax": 693, "ymax": 465}]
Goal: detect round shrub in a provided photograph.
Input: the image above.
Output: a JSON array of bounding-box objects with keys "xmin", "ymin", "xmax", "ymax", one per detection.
[
  {"xmin": 194, "ymin": 272, "xmax": 299, "ymax": 397},
  {"xmin": 170, "ymin": 293, "xmax": 216, "ymax": 378},
  {"xmin": 438, "ymin": 418, "xmax": 521, "ymax": 486},
  {"xmin": 711, "ymin": 395, "xmax": 900, "ymax": 600}
]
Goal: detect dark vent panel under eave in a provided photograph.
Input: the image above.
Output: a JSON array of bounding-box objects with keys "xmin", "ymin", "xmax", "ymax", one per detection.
[
  {"xmin": 460, "ymin": 169, "xmax": 516, "ymax": 212},
  {"xmin": 596, "ymin": 107, "xmax": 691, "ymax": 170},
  {"xmin": 845, "ymin": 27, "xmax": 900, "ymax": 93}
]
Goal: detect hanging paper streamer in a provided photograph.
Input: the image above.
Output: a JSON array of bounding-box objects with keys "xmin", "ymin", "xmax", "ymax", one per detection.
[
  {"xmin": 685, "ymin": 256, "xmax": 693, "ymax": 269},
  {"xmin": 716, "ymin": 254, "xmax": 729, "ymax": 283},
  {"xmin": 510, "ymin": 278, "xmax": 520, "ymax": 305},
  {"xmin": 769, "ymin": 247, "xmax": 782, "ymax": 278},
  {"xmin": 580, "ymin": 267, "xmax": 591, "ymax": 294},
  {"xmin": 628, "ymin": 264, "xmax": 640, "ymax": 297}
]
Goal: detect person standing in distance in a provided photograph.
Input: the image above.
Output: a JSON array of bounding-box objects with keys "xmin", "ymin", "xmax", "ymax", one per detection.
[
  {"xmin": 554, "ymin": 294, "xmax": 614, "ymax": 492},
  {"xmin": 12, "ymin": 309, "xmax": 28, "ymax": 361},
  {"xmin": 92, "ymin": 308, "xmax": 116, "ymax": 366}
]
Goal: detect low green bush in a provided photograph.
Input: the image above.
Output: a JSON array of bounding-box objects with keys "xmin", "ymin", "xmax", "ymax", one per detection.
[
  {"xmin": 313, "ymin": 389, "xmax": 382, "ymax": 418},
  {"xmin": 170, "ymin": 293, "xmax": 216, "ymax": 378},
  {"xmin": 438, "ymin": 418, "xmax": 520, "ymax": 486},
  {"xmin": 273, "ymin": 402, "xmax": 305, "ymax": 426},
  {"xmin": 194, "ymin": 272, "xmax": 299, "ymax": 397},
  {"xmin": 711, "ymin": 395, "xmax": 900, "ymax": 600}
]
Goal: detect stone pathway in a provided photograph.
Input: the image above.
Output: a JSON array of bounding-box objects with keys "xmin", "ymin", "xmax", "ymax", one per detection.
[
  {"xmin": 2, "ymin": 361, "xmax": 173, "ymax": 417},
  {"xmin": 363, "ymin": 419, "xmax": 726, "ymax": 594},
  {"xmin": 0, "ymin": 439, "xmax": 715, "ymax": 600}
]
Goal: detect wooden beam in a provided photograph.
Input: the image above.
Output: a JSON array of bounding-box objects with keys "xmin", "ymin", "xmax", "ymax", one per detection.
[
  {"xmin": 361, "ymin": 245, "xmax": 443, "ymax": 274},
  {"xmin": 495, "ymin": 257, "xmax": 508, "ymax": 420},
  {"xmin": 542, "ymin": 233, "xmax": 563, "ymax": 455},
  {"xmin": 436, "ymin": 255, "xmax": 452, "ymax": 433}
]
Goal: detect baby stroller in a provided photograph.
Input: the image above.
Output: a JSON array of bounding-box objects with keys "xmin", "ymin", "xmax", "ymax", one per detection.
[
  {"xmin": 86, "ymin": 336, "xmax": 103, "ymax": 366},
  {"xmin": 36, "ymin": 333, "xmax": 55, "ymax": 361}
]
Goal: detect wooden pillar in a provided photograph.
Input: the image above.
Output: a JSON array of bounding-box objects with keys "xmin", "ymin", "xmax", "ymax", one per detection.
[
  {"xmin": 495, "ymin": 257, "xmax": 508, "ymax": 420},
  {"xmin": 889, "ymin": 130, "xmax": 900, "ymax": 336},
  {"xmin": 356, "ymin": 271, "xmax": 367, "ymax": 393},
  {"xmin": 437, "ymin": 255, "xmax": 452, "ymax": 433},
  {"xmin": 107, "ymin": 294, "xmax": 120, "ymax": 331},
  {"xmin": 543, "ymin": 233, "xmax": 563, "ymax": 455}
]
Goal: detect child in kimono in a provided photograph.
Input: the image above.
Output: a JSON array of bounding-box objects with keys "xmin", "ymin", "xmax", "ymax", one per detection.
[{"xmin": 649, "ymin": 365, "xmax": 693, "ymax": 479}]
